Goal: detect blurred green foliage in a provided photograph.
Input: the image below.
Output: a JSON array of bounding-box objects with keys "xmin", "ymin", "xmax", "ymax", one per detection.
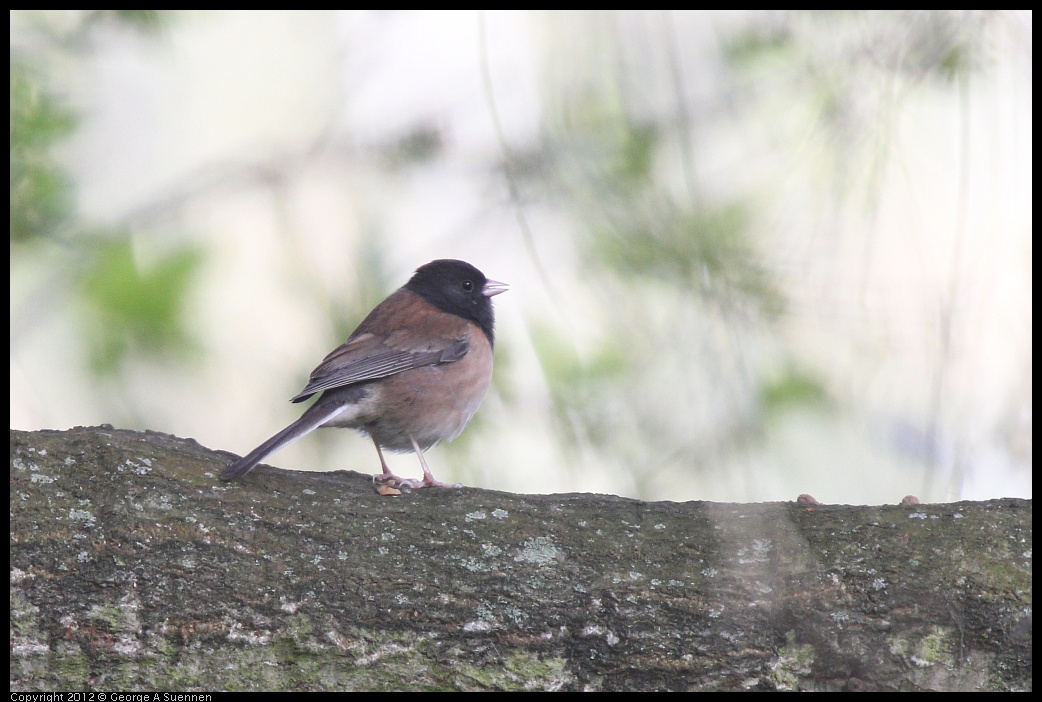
[
  {"xmin": 100, "ymin": 10, "xmax": 166, "ymax": 30},
  {"xmin": 721, "ymin": 17, "xmax": 794, "ymax": 69},
  {"xmin": 531, "ymin": 322, "xmax": 628, "ymax": 443},
  {"xmin": 380, "ymin": 125, "xmax": 445, "ymax": 169},
  {"xmin": 608, "ymin": 122, "xmax": 657, "ymax": 186},
  {"xmin": 591, "ymin": 200, "xmax": 781, "ymax": 314},
  {"xmin": 760, "ymin": 367, "xmax": 831, "ymax": 417},
  {"xmin": 10, "ymin": 10, "xmax": 1018, "ymax": 499},
  {"xmin": 12, "ymin": 10, "xmax": 199, "ymax": 377},
  {"xmin": 10, "ymin": 61, "xmax": 77, "ymax": 244},
  {"xmin": 724, "ymin": 10, "xmax": 982, "ymax": 83},
  {"xmin": 531, "ymin": 112, "xmax": 782, "ymax": 314},
  {"xmin": 77, "ymin": 238, "xmax": 203, "ymax": 374},
  {"xmin": 11, "ymin": 11, "xmax": 168, "ymax": 244}
]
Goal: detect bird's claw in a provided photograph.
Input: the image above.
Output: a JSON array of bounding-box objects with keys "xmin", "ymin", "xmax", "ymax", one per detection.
[{"xmin": 372, "ymin": 473, "xmax": 461, "ymax": 494}]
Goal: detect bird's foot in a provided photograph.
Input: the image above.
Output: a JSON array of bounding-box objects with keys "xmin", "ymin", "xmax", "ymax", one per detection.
[
  {"xmin": 372, "ymin": 472, "xmax": 461, "ymax": 494},
  {"xmin": 419, "ymin": 476, "xmax": 463, "ymax": 489}
]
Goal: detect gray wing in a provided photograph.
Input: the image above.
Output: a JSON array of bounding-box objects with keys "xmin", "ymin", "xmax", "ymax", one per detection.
[{"xmin": 291, "ymin": 332, "xmax": 469, "ymax": 402}]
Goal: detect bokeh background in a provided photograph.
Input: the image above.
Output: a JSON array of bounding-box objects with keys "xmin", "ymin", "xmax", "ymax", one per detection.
[{"xmin": 10, "ymin": 10, "xmax": 1032, "ymax": 503}]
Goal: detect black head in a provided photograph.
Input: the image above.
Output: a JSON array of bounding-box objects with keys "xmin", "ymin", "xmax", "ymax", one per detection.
[{"xmin": 405, "ymin": 259, "xmax": 507, "ymax": 346}]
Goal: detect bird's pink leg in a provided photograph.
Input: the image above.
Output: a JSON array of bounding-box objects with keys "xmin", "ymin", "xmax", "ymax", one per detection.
[
  {"xmin": 410, "ymin": 436, "xmax": 462, "ymax": 489},
  {"xmin": 370, "ymin": 436, "xmax": 462, "ymax": 490}
]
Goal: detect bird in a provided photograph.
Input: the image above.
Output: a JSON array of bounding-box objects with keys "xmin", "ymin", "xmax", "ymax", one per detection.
[{"xmin": 220, "ymin": 259, "xmax": 508, "ymax": 489}]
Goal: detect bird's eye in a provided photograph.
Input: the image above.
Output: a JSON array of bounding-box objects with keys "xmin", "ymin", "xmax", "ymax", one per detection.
[{"xmin": 462, "ymin": 280, "xmax": 474, "ymax": 292}]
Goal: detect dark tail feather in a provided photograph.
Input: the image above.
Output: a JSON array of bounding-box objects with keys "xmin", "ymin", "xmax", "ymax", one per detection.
[{"xmin": 220, "ymin": 403, "xmax": 346, "ymax": 481}]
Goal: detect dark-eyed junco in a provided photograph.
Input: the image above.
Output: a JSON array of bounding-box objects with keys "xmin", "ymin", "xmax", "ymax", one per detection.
[{"xmin": 220, "ymin": 259, "xmax": 508, "ymax": 489}]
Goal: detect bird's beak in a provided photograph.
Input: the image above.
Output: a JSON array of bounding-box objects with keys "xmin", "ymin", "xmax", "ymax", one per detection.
[{"xmin": 483, "ymin": 279, "xmax": 509, "ymax": 297}]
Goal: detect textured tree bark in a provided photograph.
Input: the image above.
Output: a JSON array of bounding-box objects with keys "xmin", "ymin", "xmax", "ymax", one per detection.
[{"xmin": 10, "ymin": 427, "xmax": 1032, "ymax": 692}]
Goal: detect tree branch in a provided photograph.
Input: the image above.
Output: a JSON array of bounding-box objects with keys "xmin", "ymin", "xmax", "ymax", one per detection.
[{"xmin": 10, "ymin": 427, "xmax": 1031, "ymax": 691}]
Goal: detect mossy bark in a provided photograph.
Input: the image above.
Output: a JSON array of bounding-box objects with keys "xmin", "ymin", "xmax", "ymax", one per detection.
[{"xmin": 10, "ymin": 427, "xmax": 1032, "ymax": 691}]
